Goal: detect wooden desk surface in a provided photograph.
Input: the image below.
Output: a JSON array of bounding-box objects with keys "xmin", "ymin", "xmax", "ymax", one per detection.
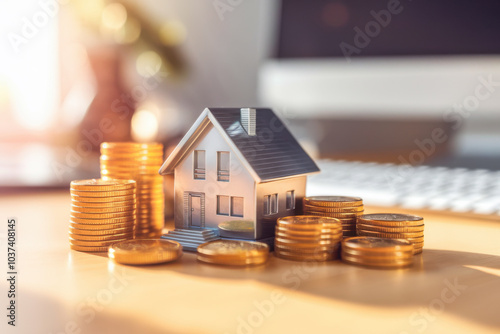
[{"xmin": 2, "ymin": 190, "xmax": 500, "ymax": 334}]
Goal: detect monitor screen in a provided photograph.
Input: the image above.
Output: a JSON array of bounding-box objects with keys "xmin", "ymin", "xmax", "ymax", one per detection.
[{"xmin": 277, "ymin": 0, "xmax": 500, "ymax": 58}]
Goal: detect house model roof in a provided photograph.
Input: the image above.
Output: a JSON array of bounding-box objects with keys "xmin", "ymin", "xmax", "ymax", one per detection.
[{"xmin": 159, "ymin": 108, "xmax": 320, "ymax": 183}]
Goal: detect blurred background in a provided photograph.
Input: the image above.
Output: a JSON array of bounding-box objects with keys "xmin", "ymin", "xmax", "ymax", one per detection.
[{"xmin": 1, "ymin": 0, "xmax": 500, "ymax": 192}]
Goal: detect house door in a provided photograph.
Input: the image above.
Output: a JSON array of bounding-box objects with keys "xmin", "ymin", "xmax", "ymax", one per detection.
[{"xmin": 189, "ymin": 194, "xmax": 202, "ymax": 228}]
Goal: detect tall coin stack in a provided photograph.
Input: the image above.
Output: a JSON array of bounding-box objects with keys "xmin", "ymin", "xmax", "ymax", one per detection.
[
  {"xmin": 100, "ymin": 142, "xmax": 165, "ymax": 239},
  {"xmin": 356, "ymin": 213, "xmax": 424, "ymax": 254},
  {"xmin": 303, "ymin": 196, "xmax": 364, "ymax": 237},
  {"xmin": 274, "ymin": 216, "xmax": 343, "ymax": 261},
  {"xmin": 69, "ymin": 179, "xmax": 136, "ymax": 252},
  {"xmin": 341, "ymin": 237, "xmax": 414, "ymax": 269}
]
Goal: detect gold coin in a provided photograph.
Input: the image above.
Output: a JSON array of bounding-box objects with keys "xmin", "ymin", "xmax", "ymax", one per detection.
[
  {"xmin": 274, "ymin": 241, "xmax": 339, "ymax": 253},
  {"xmin": 108, "ymin": 239, "xmax": 181, "ymax": 265},
  {"xmin": 303, "ymin": 204, "xmax": 364, "ymax": 213},
  {"xmin": 274, "ymin": 243, "xmax": 339, "ymax": 254},
  {"xmin": 136, "ymin": 183, "xmax": 164, "ymax": 188},
  {"xmin": 71, "ymin": 194, "xmax": 135, "ymax": 203},
  {"xmin": 134, "ymin": 231, "xmax": 163, "ymax": 239},
  {"xmin": 303, "ymin": 210, "xmax": 360, "ymax": 218},
  {"xmin": 101, "ymin": 142, "xmax": 163, "ymax": 150},
  {"xmin": 70, "ymin": 244, "xmax": 109, "ymax": 252},
  {"xmin": 98, "ymin": 164, "xmax": 140, "ymax": 171},
  {"xmin": 69, "ymin": 226, "xmax": 134, "ymax": 236},
  {"xmin": 70, "ymin": 179, "xmax": 136, "ymax": 192},
  {"xmin": 70, "ymin": 210, "xmax": 136, "ymax": 219},
  {"xmin": 356, "ymin": 223, "xmax": 425, "ymax": 233},
  {"xmin": 69, "ymin": 216, "xmax": 135, "ymax": 224},
  {"xmin": 275, "ymin": 225, "xmax": 342, "ymax": 235},
  {"xmin": 69, "ymin": 232, "xmax": 134, "ymax": 241},
  {"xmin": 70, "ymin": 199, "xmax": 136, "ymax": 208},
  {"xmin": 341, "ymin": 254, "xmax": 413, "ymax": 268},
  {"xmin": 356, "ymin": 230, "xmax": 424, "ymax": 239},
  {"xmin": 304, "ymin": 196, "xmax": 363, "ymax": 207},
  {"xmin": 71, "ymin": 189, "xmax": 136, "ymax": 198},
  {"xmin": 338, "ymin": 217, "xmax": 357, "ymax": 223},
  {"xmin": 69, "ymin": 221, "xmax": 133, "ymax": 230},
  {"xmin": 100, "ymin": 170, "xmax": 137, "ymax": 177},
  {"xmin": 277, "ymin": 215, "xmax": 341, "ymax": 229},
  {"xmin": 135, "ymin": 227, "xmax": 164, "ymax": 234},
  {"xmin": 341, "ymin": 247, "xmax": 413, "ymax": 259},
  {"xmin": 275, "ymin": 242, "xmax": 340, "ymax": 254},
  {"xmin": 219, "ymin": 220, "xmax": 255, "ymax": 232},
  {"xmin": 341, "ymin": 247, "xmax": 413, "ymax": 258},
  {"xmin": 405, "ymin": 236, "xmax": 425, "ymax": 244},
  {"xmin": 275, "ymin": 236, "xmax": 340, "ymax": 246},
  {"xmin": 100, "ymin": 154, "xmax": 163, "ymax": 160},
  {"xmin": 356, "ymin": 219, "xmax": 425, "ymax": 227},
  {"xmin": 69, "ymin": 237, "xmax": 131, "ymax": 247},
  {"xmin": 198, "ymin": 240, "xmax": 269, "ymax": 257},
  {"xmin": 197, "ymin": 253, "xmax": 267, "ymax": 266},
  {"xmin": 342, "ymin": 237, "xmax": 414, "ymax": 253},
  {"xmin": 358, "ymin": 213, "xmax": 423, "ymax": 225},
  {"xmin": 136, "ymin": 188, "xmax": 164, "ymax": 194},
  {"xmin": 70, "ymin": 204, "xmax": 136, "ymax": 213},
  {"xmin": 275, "ymin": 231, "xmax": 342, "ymax": 241},
  {"xmin": 100, "ymin": 161, "xmax": 161, "ymax": 168},
  {"xmin": 274, "ymin": 248, "xmax": 338, "ymax": 261}
]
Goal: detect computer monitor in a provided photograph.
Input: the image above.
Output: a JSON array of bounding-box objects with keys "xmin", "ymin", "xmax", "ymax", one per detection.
[{"xmin": 259, "ymin": 0, "xmax": 500, "ymax": 118}]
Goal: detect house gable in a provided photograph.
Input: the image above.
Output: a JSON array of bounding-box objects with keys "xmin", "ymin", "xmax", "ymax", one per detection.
[
  {"xmin": 160, "ymin": 108, "xmax": 261, "ymax": 182},
  {"xmin": 172, "ymin": 125, "xmax": 256, "ymax": 231}
]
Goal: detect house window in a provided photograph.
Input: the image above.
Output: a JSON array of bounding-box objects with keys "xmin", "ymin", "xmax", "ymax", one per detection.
[
  {"xmin": 231, "ymin": 196, "xmax": 244, "ymax": 217},
  {"xmin": 264, "ymin": 193, "xmax": 278, "ymax": 215},
  {"xmin": 286, "ymin": 190, "xmax": 295, "ymax": 210},
  {"xmin": 217, "ymin": 195, "xmax": 244, "ymax": 217},
  {"xmin": 217, "ymin": 195, "xmax": 230, "ymax": 215},
  {"xmin": 194, "ymin": 150, "xmax": 205, "ymax": 180},
  {"xmin": 217, "ymin": 151, "xmax": 230, "ymax": 181}
]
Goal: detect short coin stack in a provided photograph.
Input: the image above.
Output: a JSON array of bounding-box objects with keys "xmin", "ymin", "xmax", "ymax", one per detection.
[
  {"xmin": 197, "ymin": 240, "xmax": 269, "ymax": 266},
  {"xmin": 274, "ymin": 215, "xmax": 343, "ymax": 261},
  {"xmin": 341, "ymin": 237, "xmax": 414, "ymax": 269},
  {"xmin": 303, "ymin": 196, "xmax": 364, "ymax": 237},
  {"xmin": 100, "ymin": 142, "xmax": 165, "ymax": 239},
  {"xmin": 109, "ymin": 239, "xmax": 182, "ymax": 265},
  {"xmin": 69, "ymin": 179, "xmax": 136, "ymax": 252},
  {"xmin": 356, "ymin": 213, "xmax": 424, "ymax": 254}
]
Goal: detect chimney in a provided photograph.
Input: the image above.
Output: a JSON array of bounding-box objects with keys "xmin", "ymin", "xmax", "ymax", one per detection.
[{"xmin": 240, "ymin": 108, "xmax": 256, "ymax": 136}]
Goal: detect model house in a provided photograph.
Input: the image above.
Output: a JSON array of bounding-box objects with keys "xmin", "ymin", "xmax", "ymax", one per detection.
[{"xmin": 159, "ymin": 107, "xmax": 319, "ymax": 250}]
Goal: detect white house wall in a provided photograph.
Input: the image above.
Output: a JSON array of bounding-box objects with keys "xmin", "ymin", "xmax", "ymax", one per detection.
[
  {"xmin": 174, "ymin": 125, "xmax": 256, "ymax": 230},
  {"xmin": 255, "ymin": 176, "xmax": 306, "ymax": 239}
]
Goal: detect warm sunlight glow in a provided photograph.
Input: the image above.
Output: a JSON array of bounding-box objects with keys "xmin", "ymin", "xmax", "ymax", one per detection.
[
  {"xmin": 131, "ymin": 108, "xmax": 159, "ymax": 142},
  {"xmin": 102, "ymin": 3, "xmax": 127, "ymax": 30},
  {"xmin": 136, "ymin": 51, "xmax": 162, "ymax": 78},
  {"xmin": 115, "ymin": 17, "xmax": 141, "ymax": 44},
  {"xmin": 159, "ymin": 20, "xmax": 187, "ymax": 46}
]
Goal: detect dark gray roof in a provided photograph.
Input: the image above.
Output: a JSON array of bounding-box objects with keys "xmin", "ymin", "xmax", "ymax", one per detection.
[{"xmin": 208, "ymin": 108, "xmax": 319, "ymax": 181}]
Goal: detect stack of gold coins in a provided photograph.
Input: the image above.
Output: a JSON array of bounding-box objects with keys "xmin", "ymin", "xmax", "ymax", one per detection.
[
  {"xmin": 356, "ymin": 213, "xmax": 424, "ymax": 254},
  {"xmin": 197, "ymin": 240, "xmax": 269, "ymax": 266},
  {"xmin": 341, "ymin": 237, "xmax": 414, "ymax": 269},
  {"xmin": 109, "ymin": 239, "xmax": 182, "ymax": 265},
  {"xmin": 69, "ymin": 179, "xmax": 136, "ymax": 252},
  {"xmin": 303, "ymin": 196, "xmax": 364, "ymax": 237},
  {"xmin": 100, "ymin": 142, "xmax": 165, "ymax": 239},
  {"xmin": 274, "ymin": 215, "xmax": 343, "ymax": 261}
]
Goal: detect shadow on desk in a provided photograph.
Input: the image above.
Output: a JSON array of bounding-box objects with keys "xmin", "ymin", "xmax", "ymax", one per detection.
[
  {"xmin": 147, "ymin": 249, "xmax": 500, "ymax": 329},
  {"xmin": 28, "ymin": 248, "xmax": 500, "ymax": 333}
]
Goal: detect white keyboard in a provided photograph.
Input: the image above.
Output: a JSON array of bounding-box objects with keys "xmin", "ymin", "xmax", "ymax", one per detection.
[{"xmin": 307, "ymin": 160, "xmax": 500, "ymax": 218}]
